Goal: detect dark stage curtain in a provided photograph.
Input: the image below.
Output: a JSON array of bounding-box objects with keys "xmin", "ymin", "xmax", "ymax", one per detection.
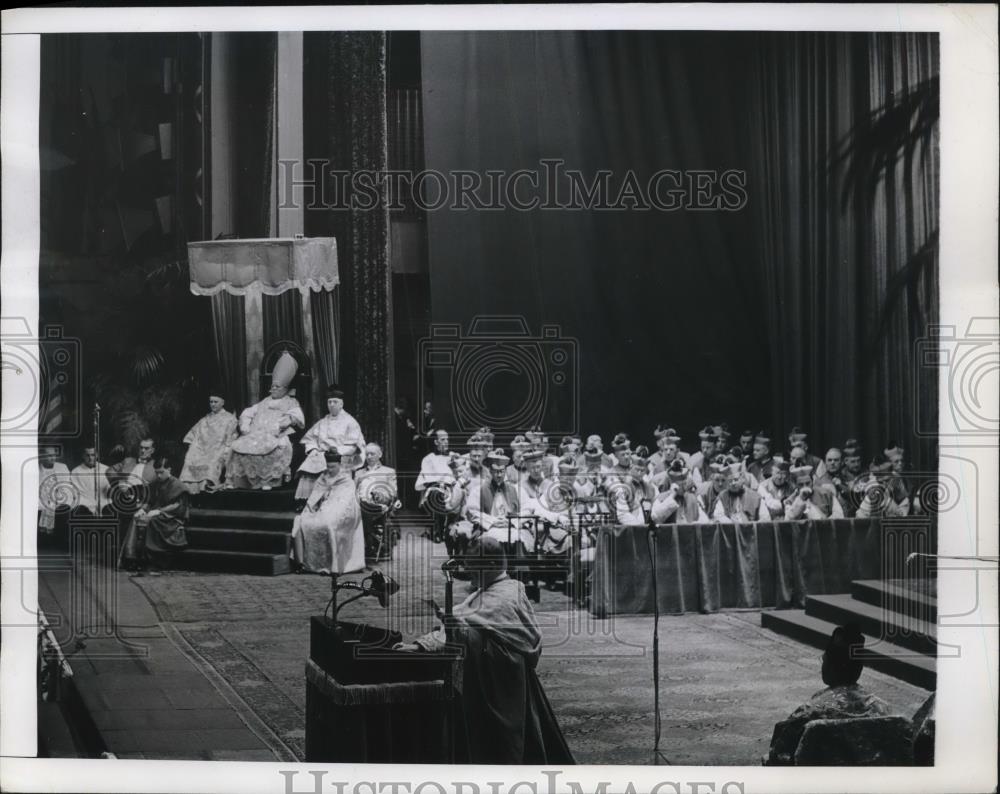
[
  {"xmin": 750, "ymin": 33, "xmax": 939, "ymax": 471},
  {"xmin": 263, "ymin": 290, "xmax": 304, "ymax": 352},
  {"xmin": 420, "ymin": 32, "xmax": 771, "ymax": 445},
  {"xmin": 304, "ymin": 32, "xmax": 393, "ymax": 456},
  {"xmin": 211, "ymin": 291, "xmax": 248, "ymax": 409},
  {"xmin": 311, "ymin": 289, "xmax": 342, "ymax": 390},
  {"xmin": 421, "ymin": 32, "xmax": 938, "ymax": 464}
]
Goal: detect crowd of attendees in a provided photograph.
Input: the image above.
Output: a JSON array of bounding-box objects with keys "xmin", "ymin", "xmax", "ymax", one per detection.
[{"xmin": 412, "ymin": 422, "xmax": 925, "ymax": 559}]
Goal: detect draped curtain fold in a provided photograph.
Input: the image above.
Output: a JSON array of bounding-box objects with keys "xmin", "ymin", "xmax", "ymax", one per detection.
[
  {"xmin": 211, "ymin": 291, "xmax": 248, "ymax": 409},
  {"xmin": 750, "ymin": 32, "xmax": 938, "ymax": 470},
  {"xmin": 208, "ymin": 32, "xmax": 277, "ymax": 409},
  {"xmin": 304, "ymin": 31, "xmax": 392, "ymax": 456},
  {"xmin": 311, "ymin": 289, "xmax": 342, "ymax": 390},
  {"xmin": 263, "ymin": 289, "xmax": 304, "ymax": 352}
]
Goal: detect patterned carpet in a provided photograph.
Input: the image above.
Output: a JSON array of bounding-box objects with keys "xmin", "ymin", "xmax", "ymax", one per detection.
[{"xmin": 133, "ymin": 530, "xmax": 931, "ymax": 764}]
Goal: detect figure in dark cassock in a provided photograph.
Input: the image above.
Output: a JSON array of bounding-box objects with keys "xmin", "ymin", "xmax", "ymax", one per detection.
[
  {"xmin": 119, "ymin": 457, "xmax": 189, "ymax": 571},
  {"xmin": 395, "ymin": 535, "xmax": 575, "ymax": 764}
]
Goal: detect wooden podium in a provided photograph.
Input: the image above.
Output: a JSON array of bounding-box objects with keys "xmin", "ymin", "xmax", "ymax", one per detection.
[{"xmin": 304, "ymin": 618, "xmax": 463, "ymax": 763}]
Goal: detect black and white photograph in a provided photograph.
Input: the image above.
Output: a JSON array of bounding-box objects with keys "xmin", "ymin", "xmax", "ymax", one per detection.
[{"xmin": 1, "ymin": 5, "xmax": 997, "ymax": 793}]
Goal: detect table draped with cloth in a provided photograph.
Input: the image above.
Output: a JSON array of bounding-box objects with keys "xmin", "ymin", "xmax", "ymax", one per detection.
[{"xmin": 588, "ymin": 517, "xmax": 934, "ymax": 616}]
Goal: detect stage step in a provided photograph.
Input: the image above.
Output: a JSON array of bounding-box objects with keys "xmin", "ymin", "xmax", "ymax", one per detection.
[
  {"xmin": 190, "ymin": 487, "xmax": 296, "ymax": 512},
  {"xmin": 172, "ymin": 548, "xmax": 291, "ymax": 576},
  {"xmin": 761, "ymin": 610, "xmax": 936, "ymax": 690},
  {"xmin": 850, "ymin": 579, "xmax": 938, "ymax": 623},
  {"xmin": 188, "ymin": 508, "xmax": 296, "ymax": 532},
  {"xmin": 187, "ymin": 527, "xmax": 291, "ymax": 555},
  {"xmin": 804, "ymin": 593, "xmax": 936, "ymax": 656}
]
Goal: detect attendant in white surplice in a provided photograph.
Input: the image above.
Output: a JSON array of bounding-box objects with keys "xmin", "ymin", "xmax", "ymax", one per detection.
[
  {"xmin": 179, "ymin": 391, "xmax": 238, "ymax": 493},
  {"xmin": 226, "ymin": 352, "xmax": 305, "ymax": 491},
  {"xmin": 291, "ymin": 450, "xmax": 365, "ymax": 574},
  {"xmin": 294, "ymin": 386, "xmax": 365, "ymax": 500}
]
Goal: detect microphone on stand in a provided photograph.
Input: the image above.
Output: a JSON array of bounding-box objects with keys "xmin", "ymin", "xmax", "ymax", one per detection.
[
  {"xmin": 440, "ymin": 558, "xmax": 460, "ymax": 643},
  {"xmin": 640, "ymin": 497, "xmax": 670, "ymax": 766}
]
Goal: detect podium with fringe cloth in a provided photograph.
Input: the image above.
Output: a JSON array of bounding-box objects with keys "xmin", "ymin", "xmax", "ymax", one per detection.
[{"xmin": 305, "ymin": 618, "xmax": 463, "ymax": 763}]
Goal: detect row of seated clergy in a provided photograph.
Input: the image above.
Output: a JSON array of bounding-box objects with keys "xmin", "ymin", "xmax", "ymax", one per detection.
[
  {"xmin": 765, "ymin": 623, "xmax": 935, "ymax": 766},
  {"xmin": 489, "ymin": 425, "xmax": 918, "ymax": 518},
  {"xmin": 37, "ymin": 439, "xmax": 163, "ymax": 534},
  {"xmin": 175, "ymin": 352, "xmax": 367, "ymax": 494},
  {"xmin": 414, "ymin": 449, "xmax": 905, "ymax": 562}
]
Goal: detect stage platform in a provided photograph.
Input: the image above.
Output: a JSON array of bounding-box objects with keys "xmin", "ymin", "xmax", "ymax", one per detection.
[{"xmin": 37, "ymin": 522, "xmax": 933, "ymax": 764}]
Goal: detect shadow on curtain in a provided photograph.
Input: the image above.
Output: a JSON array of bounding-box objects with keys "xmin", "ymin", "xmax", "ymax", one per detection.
[{"xmin": 750, "ymin": 32, "xmax": 939, "ymax": 470}]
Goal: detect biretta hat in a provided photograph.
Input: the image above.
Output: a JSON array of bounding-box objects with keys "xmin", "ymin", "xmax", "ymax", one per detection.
[
  {"xmin": 790, "ymin": 463, "xmax": 814, "ymax": 483},
  {"xmin": 698, "ymin": 425, "xmax": 716, "ymax": 441},
  {"xmin": 558, "ymin": 455, "xmax": 579, "ymax": 474},
  {"xmin": 510, "ymin": 435, "xmax": 531, "ymax": 452},
  {"xmin": 754, "ymin": 431, "xmax": 772, "ymax": 445},
  {"xmin": 326, "ymin": 385, "xmax": 345, "ymax": 400},
  {"xmin": 486, "ymin": 448, "xmax": 511, "ymax": 467},
  {"xmin": 788, "ymin": 426, "xmax": 808, "ymax": 443},
  {"xmin": 771, "ymin": 456, "xmax": 790, "ymax": 473},
  {"xmin": 666, "ymin": 459, "xmax": 690, "ymax": 482},
  {"xmin": 869, "ymin": 454, "xmax": 893, "ymax": 474}
]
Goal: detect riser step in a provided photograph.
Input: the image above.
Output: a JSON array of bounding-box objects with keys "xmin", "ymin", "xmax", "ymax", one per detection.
[
  {"xmin": 169, "ymin": 549, "xmax": 290, "ymax": 576},
  {"xmin": 804, "ymin": 593, "xmax": 936, "ymax": 656},
  {"xmin": 187, "ymin": 528, "xmax": 290, "ymax": 554},
  {"xmin": 850, "ymin": 579, "xmax": 937, "ymax": 623},
  {"xmin": 761, "ymin": 610, "xmax": 936, "ymax": 690},
  {"xmin": 189, "ymin": 509, "xmax": 296, "ymax": 531},
  {"xmin": 191, "ymin": 489, "xmax": 297, "ymax": 512}
]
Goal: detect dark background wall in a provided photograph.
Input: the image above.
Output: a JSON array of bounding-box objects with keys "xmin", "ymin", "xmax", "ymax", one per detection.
[{"xmin": 420, "ymin": 31, "xmax": 772, "ymax": 446}]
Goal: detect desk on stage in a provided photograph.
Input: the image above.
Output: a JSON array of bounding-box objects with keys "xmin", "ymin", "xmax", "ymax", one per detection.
[
  {"xmin": 589, "ymin": 517, "xmax": 935, "ymax": 616},
  {"xmin": 304, "ymin": 618, "xmax": 463, "ymax": 763}
]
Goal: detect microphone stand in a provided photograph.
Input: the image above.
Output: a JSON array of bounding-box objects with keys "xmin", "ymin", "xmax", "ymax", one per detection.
[
  {"xmin": 641, "ymin": 499, "xmax": 671, "ymax": 766},
  {"xmin": 93, "ymin": 403, "xmax": 102, "ymax": 514}
]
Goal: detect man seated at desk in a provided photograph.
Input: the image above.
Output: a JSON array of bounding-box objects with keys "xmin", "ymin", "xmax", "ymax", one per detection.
[{"xmin": 393, "ymin": 535, "xmax": 575, "ymax": 765}]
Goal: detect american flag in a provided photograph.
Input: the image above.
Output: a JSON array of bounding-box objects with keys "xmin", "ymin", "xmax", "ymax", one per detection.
[{"xmin": 39, "ymin": 342, "xmax": 66, "ymax": 436}]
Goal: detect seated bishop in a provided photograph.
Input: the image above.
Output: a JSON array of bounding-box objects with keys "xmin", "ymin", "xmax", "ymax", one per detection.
[
  {"xmin": 226, "ymin": 352, "xmax": 305, "ymax": 491},
  {"xmin": 295, "ymin": 386, "xmax": 365, "ymax": 499}
]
